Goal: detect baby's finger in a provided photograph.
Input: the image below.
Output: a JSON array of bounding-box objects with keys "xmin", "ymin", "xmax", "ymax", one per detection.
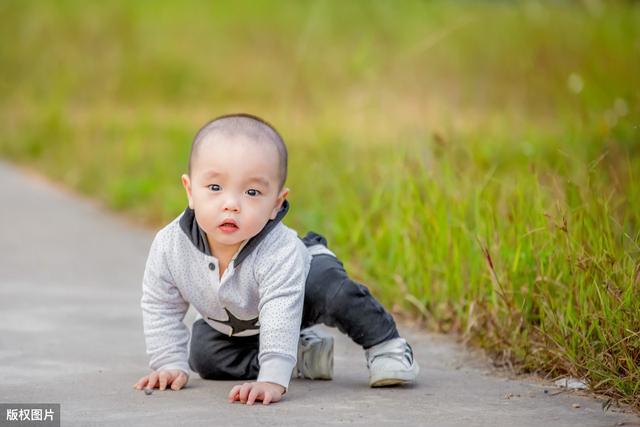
[
  {"xmin": 246, "ymin": 387, "xmax": 260, "ymax": 405},
  {"xmin": 239, "ymin": 383, "xmax": 252, "ymax": 403},
  {"xmin": 228, "ymin": 385, "xmax": 241, "ymax": 402},
  {"xmin": 147, "ymin": 371, "xmax": 159, "ymax": 389},
  {"xmin": 133, "ymin": 376, "xmax": 149, "ymax": 390},
  {"xmin": 262, "ymin": 391, "xmax": 273, "ymax": 405},
  {"xmin": 171, "ymin": 372, "xmax": 187, "ymax": 390},
  {"xmin": 159, "ymin": 371, "xmax": 169, "ymax": 391}
]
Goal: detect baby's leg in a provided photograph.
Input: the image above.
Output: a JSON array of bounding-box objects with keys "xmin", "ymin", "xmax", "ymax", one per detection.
[
  {"xmin": 188, "ymin": 319, "xmax": 260, "ymax": 380},
  {"xmin": 300, "ymin": 234, "xmax": 400, "ymax": 350}
]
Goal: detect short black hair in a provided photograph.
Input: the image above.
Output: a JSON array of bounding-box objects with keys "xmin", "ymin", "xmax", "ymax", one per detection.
[{"xmin": 188, "ymin": 113, "xmax": 288, "ymax": 191}]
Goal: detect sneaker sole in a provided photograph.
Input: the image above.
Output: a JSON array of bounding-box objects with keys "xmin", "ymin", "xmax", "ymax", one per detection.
[
  {"xmin": 369, "ymin": 364, "xmax": 419, "ymax": 387},
  {"xmin": 370, "ymin": 378, "xmax": 411, "ymax": 387}
]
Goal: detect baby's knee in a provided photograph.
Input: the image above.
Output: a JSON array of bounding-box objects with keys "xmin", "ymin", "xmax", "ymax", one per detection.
[
  {"xmin": 189, "ymin": 352, "xmax": 231, "ymax": 380},
  {"xmin": 189, "ymin": 345, "xmax": 260, "ymax": 380},
  {"xmin": 330, "ymin": 278, "xmax": 374, "ymax": 309},
  {"xmin": 188, "ymin": 348, "xmax": 213, "ymax": 378}
]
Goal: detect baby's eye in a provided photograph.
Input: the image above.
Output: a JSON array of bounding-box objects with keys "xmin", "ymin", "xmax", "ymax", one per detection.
[
  {"xmin": 207, "ymin": 184, "xmax": 221, "ymax": 192},
  {"xmin": 247, "ymin": 189, "xmax": 261, "ymax": 197}
]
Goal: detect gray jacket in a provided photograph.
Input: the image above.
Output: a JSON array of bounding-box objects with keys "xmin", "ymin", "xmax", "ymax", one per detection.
[{"xmin": 140, "ymin": 200, "xmax": 330, "ymax": 390}]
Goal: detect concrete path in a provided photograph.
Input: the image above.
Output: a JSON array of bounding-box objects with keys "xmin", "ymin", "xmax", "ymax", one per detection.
[{"xmin": 0, "ymin": 159, "xmax": 637, "ymax": 427}]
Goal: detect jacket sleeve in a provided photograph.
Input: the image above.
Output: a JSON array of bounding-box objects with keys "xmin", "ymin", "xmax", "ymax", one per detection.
[
  {"xmin": 140, "ymin": 231, "xmax": 191, "ymax": 378},
  {"xmin": 253, "ymin": 232, "xmax": 309, "ymax": 392}
]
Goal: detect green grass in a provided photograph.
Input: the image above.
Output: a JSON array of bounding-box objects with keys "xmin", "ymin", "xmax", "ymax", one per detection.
[{"xmin": 1, "ymin": 0, "xmax": 638, "ymax": 411}]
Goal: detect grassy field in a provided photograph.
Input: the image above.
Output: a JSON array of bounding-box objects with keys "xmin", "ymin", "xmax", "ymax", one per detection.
[{"xmin": 1, "ymin": 0, "xmax": 638, "ymax": 410}]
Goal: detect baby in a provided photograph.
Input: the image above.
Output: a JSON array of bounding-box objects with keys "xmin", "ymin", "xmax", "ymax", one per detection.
[{"xmin": 133, "ymin": 113, "xmax": 419, "ymax": 405}]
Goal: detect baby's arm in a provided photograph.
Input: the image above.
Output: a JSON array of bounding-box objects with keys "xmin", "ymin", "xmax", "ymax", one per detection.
[
  {"xmin": 135, "ymin": 232, "xmax": 191, "ymax": 390},
  {"xmin": 228, "ymin": 233, "xmax": 308, "ymax": 404}
]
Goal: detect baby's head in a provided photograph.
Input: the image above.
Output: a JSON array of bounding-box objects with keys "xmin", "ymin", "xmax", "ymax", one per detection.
[{"xmin": 181, "ymin": 113, "xmax": 289, "ymax": 256}]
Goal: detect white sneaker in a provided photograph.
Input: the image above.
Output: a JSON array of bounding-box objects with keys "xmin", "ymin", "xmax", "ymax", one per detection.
[
  {"xmin": 293, "ymin": 327, "xmax": 334, "ymax": 380},
  {"xmin": 365, "ymin": 337, "xmax": 419, "ymax": 387}
]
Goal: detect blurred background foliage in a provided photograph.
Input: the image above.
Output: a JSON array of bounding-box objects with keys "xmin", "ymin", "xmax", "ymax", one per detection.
[{"xmin": 1, "ymin": 0, "xmax": 638, "ymax": 410}]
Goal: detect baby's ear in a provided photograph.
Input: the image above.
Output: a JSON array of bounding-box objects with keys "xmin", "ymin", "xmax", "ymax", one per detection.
[
  {"xmin": 279, "ymin": 187, "xmax": 290, "ymax": 201},
  {"xmin": 181, "ymin": 174, "xmax": 194, "ymax": 209},
  {"xmin": 270, "ymin": 188, "xmax": 289, "ymax": 219}
]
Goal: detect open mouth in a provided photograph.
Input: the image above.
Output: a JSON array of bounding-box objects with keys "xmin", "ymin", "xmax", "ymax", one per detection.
[{"xmin": 219, "ymin": 221, "xmax": 239, "ymax": 231}]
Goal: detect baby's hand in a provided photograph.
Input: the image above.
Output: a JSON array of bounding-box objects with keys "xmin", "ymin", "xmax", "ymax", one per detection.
[
  {"xmin": 228, "ymin": 381, "xmax": 285, "ymax": 405},
  {"xmin": 132, "ymin": 369, "xmax": 188, "ymax": 391}
]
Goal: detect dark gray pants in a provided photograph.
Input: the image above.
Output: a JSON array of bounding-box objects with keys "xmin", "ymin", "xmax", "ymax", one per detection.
[{"xmin": 188, "ymin": 231, "xmax": 400, "ymax": 381}]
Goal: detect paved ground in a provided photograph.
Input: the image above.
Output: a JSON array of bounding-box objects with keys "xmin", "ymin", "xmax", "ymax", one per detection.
[{"xmin": 0, "ymin": 159, "xmax": 637, "ymax": 427}]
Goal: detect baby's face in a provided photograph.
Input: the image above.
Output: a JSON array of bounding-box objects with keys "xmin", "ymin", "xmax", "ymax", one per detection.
[{"xmin": 181, "ymin": 133, "xmax": 288, "ymax": 257}]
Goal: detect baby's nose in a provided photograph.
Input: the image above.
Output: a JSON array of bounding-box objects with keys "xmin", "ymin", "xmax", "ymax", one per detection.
[{"xmin": 222, "ymin": 197, "xmax": 240, "ymax": 211}]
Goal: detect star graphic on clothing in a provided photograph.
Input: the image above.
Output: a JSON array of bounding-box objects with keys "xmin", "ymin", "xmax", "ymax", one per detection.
[{"xmin": 208, "ymin": 308, "xmax": 259, "ymax": 336}]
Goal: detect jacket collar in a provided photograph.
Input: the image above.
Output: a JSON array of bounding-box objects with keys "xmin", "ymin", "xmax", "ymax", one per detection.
[{"xmin": 179, "ymin": 199, "xmax": 290, "ymax": 267}]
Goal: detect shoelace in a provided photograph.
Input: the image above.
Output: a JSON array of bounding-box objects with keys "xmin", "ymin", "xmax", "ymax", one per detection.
[{"xmin": 368, "ymin": 343, "xmax": 414, "ymax": 368}]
